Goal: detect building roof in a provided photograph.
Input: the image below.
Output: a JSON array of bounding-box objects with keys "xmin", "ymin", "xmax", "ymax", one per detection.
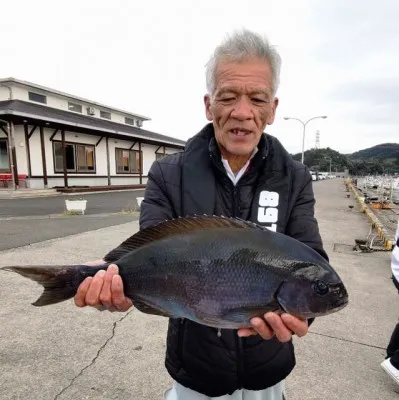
[
  {"xmin": 0, "ymin": 100, "xmax": 186, "ymax": 148},
  {"xmin": 0, "ymin": 77, "xmax": 151, "ymax": 121}
]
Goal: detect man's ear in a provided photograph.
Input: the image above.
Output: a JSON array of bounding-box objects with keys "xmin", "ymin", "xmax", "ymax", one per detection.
[
  {"xmin": 267, "ymin": 97, "xmax": 279, "ymax": 125},
  {"xmin": 204, "ymin": 94, "xmax": 213, "ymax": 121}
]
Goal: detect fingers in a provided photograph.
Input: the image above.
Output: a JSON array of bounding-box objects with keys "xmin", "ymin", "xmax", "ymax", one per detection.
[
  {"xmin": 84, "ymin": 269, "xmax": 106, "ymax": 306},
  {"xmin": 74, "ymin": 264, "xmax": 133, "ymax": 312},
  {"xmin": 111, "ymin": 274, "xmax": 133, "ymax": 311},
  {"xmin": 99, "ymin": 265, "xmax": 119, "ymax": 309},
  {"xmin": 237, "ymin": 313, "xmax": 309, "ymax": 342},
  {"xmin": 281, "ymin": 314, "xmax": 308, "ymax": 337},
  {"xmin": 74, "ymin": 271, "xmax": 105, "ymax": 308},
  {"xmin": 250, "ymin": 316, "xmax": 275, "ymax": 340},
  {"xmin": 74, "ymin": 276, "xmax": 93, "ymax": 307},
  {"xmin": 263, "ymin": 312, "xmax": 293, "ymax": 342},
  {"xmin": 237, "ymin": 328, "xmax": 258, "ymax": 337}
]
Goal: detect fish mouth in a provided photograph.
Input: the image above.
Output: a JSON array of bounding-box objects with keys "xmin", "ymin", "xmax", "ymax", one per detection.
[
  {"xmin": 332, "ymin": 296, "xmax": 349, "ymax": 311},
  {"xmin": 329, "ymin": 283, "xmax": 349, "ymax": 308},
  {"xmin": 312, "ymin": 293, "xmax": 349, "ymax": 317}
]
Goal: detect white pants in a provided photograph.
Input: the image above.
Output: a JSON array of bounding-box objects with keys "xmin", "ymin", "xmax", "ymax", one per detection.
[{"xmin": 164, "ymin": 380, "xmax": 285, "ymax": 400}]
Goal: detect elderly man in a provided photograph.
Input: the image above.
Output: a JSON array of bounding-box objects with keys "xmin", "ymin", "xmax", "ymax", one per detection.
[{"xmin": 75, "ymin": 29, "xmax": 328, "ymax": 399}]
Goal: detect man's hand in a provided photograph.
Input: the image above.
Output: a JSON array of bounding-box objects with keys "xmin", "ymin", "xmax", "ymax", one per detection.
[
  {"xmin": 237, "ymin": 312, "xmax": 308, "ymax": 342},
  {"xmin": 74, "ymin": 263, "xmax": 133, "ymax": 312}
]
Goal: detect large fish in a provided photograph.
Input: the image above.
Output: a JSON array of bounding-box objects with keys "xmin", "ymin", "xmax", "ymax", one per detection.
[{"xmin": 1, "ymin": 215, "xmax": 348, "ymax": 329}]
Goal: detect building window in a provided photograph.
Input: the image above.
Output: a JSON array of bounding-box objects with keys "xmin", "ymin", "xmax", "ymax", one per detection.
[
  {"xmin": 53, "ymin": 141, "xmax": 95, "ymax": 173},
  {"xmin": 100, "ymin": 110, "xmax": 111, "ymax": 120},
  {"xmin": 115, "ymin": 148, "xmax": 141, "ymax": 173},
  {"xmin": 68, "ymin": 102, "xmax": 82, "ymax": 113},
  {"xmin": 125, "ymin": 117, "xmax": 135, "ymax": 126},
  {"xmin": 54, "ymin": 142, "xmax": 64, "ymax": 172},
  {"xmin": 77, "ymin": 145, "xmax": 95, "ymax": 172},
  {"xmin": 0, "ymin": 139, "xmax": 9, "ymax": 172},
  {"xmin": 28, "ymin": 92, "xmax": 47, "ymax": 104}
]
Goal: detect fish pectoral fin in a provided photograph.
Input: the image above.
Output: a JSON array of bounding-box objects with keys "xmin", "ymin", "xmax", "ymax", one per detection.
[
  {"xmin": 103, "ymin": 215, "xmax": 262, "ymax": 263},
  {"xmin": 132, "ymin": 298, "xmax": 172, "ymax": 318}
]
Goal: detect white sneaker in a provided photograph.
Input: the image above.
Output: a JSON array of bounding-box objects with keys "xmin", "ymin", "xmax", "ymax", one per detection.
[{"xmin": 381, "ymin": 358, "xmax": 399, "ymax": 386}]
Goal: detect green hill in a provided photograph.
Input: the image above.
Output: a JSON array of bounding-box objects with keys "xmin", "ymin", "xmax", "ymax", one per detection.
[
  {"xmin": 291, "ymin": 148, "xmax": 350, "ymax": 172},
  {"xmin": 291, "ymin": 143, "xmax": 399, "ymax": 175},
  {"xmin": 349, "ymin": 143, "xmax": 399, "ymax": 161}
]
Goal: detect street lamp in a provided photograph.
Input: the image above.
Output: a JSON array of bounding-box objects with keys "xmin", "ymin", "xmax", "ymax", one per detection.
[{"xmin": 284, "ymin": 116, "xmax": 327, "ymax": 164}]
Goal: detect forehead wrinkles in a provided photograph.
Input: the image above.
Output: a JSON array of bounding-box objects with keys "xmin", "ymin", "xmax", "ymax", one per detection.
[
  {"xmin": 217, "ymin": 85, "xmax": 270, "ymax": 96},
  {"xmin": 215, "ymin": 60, "xmax": 272, "ymax": 82}
]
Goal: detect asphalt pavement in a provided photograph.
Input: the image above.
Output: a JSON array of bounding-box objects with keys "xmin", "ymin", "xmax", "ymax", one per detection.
[
  {"xmin": 0, "ymin": 190, "xmax": 144, "ymax": 251},
  {"xmin": 0, "ymin": 179, "xmax": 398, "ymax": 400},
  {"xmin": 0, "ymin": 190, "xmax": 145, "ymax": 218}
]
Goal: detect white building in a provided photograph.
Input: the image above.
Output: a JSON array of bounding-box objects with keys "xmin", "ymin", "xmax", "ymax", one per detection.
[{"xmin": 0, "ymin": 78, "xmax": 185, "ymax": 190}]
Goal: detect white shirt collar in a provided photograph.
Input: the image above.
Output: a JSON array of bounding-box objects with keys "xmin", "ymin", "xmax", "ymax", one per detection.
[{"xmin": 221, "ymin": 147, "xmax": 258, "ymax": 186}]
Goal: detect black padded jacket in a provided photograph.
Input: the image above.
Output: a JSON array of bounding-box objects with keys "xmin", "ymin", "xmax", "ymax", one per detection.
[{"xmin": 138, "ymin": 123, "xmax": 328, "ymax": 397}]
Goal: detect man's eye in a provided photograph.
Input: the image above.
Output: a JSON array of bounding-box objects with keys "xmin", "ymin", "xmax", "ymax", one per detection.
[
  {"xmin": 252, "ymin": 98, "xmax": 266, "ymax": 103},
  {"xmin": 220, "ymin": 97, "xmax": 235, "ymax": 102}
]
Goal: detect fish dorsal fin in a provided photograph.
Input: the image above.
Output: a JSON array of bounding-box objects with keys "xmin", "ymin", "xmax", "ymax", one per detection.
[{"xmin": 103, "ymin": 215, "xmax": 262, "ymax": 262}]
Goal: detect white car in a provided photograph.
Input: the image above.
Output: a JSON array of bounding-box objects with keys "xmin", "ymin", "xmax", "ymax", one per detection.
[{"xmin": 319, "ymin": 173, "xmax": 328, "ymax": 180}]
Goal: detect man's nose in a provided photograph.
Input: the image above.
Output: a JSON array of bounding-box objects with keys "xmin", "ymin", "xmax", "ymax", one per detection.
[{"xmin": 230, "ymin": 96, "xmax": 253, "ymax": 120}]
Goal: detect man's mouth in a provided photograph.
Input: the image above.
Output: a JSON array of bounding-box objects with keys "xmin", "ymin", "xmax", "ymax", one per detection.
[{"xmin": 230, "ymin": 129, "xmax": 251, "ymax": 136}]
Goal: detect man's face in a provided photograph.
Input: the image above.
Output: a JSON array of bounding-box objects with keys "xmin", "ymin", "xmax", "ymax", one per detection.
[{"xmin": 204, "ymin": 58, "xmax": 279, "ymax": 157}]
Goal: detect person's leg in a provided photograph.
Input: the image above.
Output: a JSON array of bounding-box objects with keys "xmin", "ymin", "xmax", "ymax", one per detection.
[
  {"xmin": 381, "ymin": 274, "xmax": 399, "ymax": 385},
  {"xmin": 164, "ymin": 382, "xmax": 208, "ymax": 400},
  {"xmin": 387, "ymin": 321, "xmax": 399, "ymax": 364},
  {"xmin": 241, "ymin": 380, "xmax": 285, "ymax": 400},
  {"xmin": 381, "ymin": 321, "xmax": 399, "ymax": 385}
]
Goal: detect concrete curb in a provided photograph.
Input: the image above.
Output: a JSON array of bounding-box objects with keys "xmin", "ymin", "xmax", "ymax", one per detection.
[{"xmin": 345, "ymin": 178, "xmax": 395, "ymax": 250}]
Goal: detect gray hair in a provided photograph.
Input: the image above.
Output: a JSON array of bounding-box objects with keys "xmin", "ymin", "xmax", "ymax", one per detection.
[{"xmin": 205, "ymin": 29, "xmax": 282, "ymax": 96}]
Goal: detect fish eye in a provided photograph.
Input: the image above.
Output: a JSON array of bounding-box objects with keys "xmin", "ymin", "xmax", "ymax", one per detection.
[{"xmin": 313, "ymin": 280, "xmax": 329, "ymax": 296}]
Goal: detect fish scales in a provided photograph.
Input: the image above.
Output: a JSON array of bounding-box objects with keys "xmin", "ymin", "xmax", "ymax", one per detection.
[{"xmin": 113, "ymin": 228, "xmax": 335, "ymax": 328}]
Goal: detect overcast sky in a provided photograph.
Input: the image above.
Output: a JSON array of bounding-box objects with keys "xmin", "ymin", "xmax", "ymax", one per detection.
[{"xmin": 1, "ymin": 0, "xmax": 398, "ymax": 154}]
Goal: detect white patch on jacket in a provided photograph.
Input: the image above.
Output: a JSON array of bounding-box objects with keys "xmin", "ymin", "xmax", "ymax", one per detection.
[{"xmin": 257, "ymin": 190, "xmax": 279, "ymax": 232}]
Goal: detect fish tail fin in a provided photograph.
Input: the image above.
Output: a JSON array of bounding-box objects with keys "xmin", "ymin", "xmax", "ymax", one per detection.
[{"xmin": 1, "ymin": 264, "xmax": 104, "ymax": 306}]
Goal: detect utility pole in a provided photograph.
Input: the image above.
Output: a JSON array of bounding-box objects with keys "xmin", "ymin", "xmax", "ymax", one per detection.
[{"xmin": 315, "ymin": 130, "xmax": 320, "ymax": 149}]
